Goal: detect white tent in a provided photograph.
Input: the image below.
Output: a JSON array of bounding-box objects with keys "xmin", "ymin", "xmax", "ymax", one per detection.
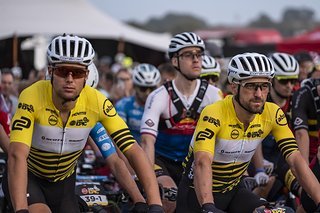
[{"xmin": 0, "ymin": 0, "xmax": 171, "ymax": 52}]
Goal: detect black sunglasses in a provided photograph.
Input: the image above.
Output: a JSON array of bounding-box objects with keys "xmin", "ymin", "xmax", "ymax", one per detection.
[
  {"xmin": 201, "ymin": 75, "xmax": 219, "ymax": 82},
  {"xmin": 138, "ymin": 86, "xmax": 157, "ymax": 92},
  {"xmin": 277, "ymin": 79, "xmax": 298, "ymax": 85}
]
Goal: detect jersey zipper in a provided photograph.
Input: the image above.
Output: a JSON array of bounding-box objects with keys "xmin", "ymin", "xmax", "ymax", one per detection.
[{"xmin": 54, "ymin": 112, "xmax": 71, "ymax": 179}]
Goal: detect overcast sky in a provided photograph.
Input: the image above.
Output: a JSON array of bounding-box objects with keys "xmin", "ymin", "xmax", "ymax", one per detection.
[{"xmin": 88, "ymin": 0, "xmax": 320, "ymax": 26}]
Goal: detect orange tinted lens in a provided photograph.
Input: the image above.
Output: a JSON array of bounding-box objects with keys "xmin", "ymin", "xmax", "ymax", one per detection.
[{"xmin": 53, "ymin": 67, "xmax": 87, "ymax": 79}]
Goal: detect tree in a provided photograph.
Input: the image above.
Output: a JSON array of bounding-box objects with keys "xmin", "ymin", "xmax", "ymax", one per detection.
[
  {"xmin": 128, "ymin": 13, "xmax": 208, "ymax": 35},
  {"xmin": 248, "ymin": 14, "xmax": 276, "ymax": 29}
]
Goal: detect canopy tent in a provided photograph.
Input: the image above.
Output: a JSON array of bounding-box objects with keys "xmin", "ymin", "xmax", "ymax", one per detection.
[
  {"xmin": 0, "ymin": 0, "xmax": 172, "ymax": 73},
  {"xmin": 276, "ymin": 27, "xmax": 320, "ymax": 54},
  {"xmin": 0, "ymin": 0, "xmax": 171, "ymax": 52}
]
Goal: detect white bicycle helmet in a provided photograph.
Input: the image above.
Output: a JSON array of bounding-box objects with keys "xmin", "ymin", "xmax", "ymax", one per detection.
[
  {"xmin": 132, "ymin": 63, "xmax": 161, "ymax": 87},
  {"xmin": 269, "ymin": 52, "xmax": 299, "ymax": 78},
  {"xmin": 228, "ymin": 52, "xmax": 275, "ymax": 83},
  {"xmin": 168, "ymin": 32, "xmax": 205, "ymax": 59},
  {"xmin": 86, "ymin": 63, "xmax": 99, "ymax": 89},
  {"xmin": 47, "ymin": 34, "xmax": 95, "ymax": 66},
  {"xmin": 200, "ymin": 55, "xmax": 221, "ymax": 77}
]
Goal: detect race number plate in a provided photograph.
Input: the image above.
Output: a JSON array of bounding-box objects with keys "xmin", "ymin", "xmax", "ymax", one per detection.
[
  {"xmin": 80, "ymin": 194, "xmax": 108, "ymax": 207},
  {"xmin": 76, "ymin": 182, "xmax": 108, "ymax": 207}
]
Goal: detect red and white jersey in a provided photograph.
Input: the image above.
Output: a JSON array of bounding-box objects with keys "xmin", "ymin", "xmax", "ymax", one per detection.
[{"xmin": 141, "ymin": 79, "xmax": 223, "ymax": 137}]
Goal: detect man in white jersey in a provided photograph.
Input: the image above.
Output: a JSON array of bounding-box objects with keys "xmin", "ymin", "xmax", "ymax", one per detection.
[{"xmin": 140, "ymin": 32, "xmax": 222, "ymax": 212}]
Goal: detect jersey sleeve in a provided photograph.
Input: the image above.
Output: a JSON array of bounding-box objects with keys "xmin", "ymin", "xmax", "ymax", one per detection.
[
  {"xmin": 90, "ymin": 122, "xmax": 116, "ymax": 159},
  {"xmin": 193, "ymin": 103, "xmax": 221, "ymax": 155},
  {"xmin": 95, "ymin": 91, "xmax": 136, "ymax": 153},
  {"xmin": 291, "ymin": 87, "xmax": 310, "ymax": 131},
  {"xmin": 140, "ymin": 87, "xmax": 166, "ymax": 137},
  {"xmin": 10, "ymin": 88, "xmax": 36, "ymax": 147},
  {"xmin": 270, "ymin": 104, "xmax": 299, "ymax": 159}
]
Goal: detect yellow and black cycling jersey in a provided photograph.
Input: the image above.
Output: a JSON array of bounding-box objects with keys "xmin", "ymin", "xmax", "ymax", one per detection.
[
  {"xmin": 10, "ymin": 80, "xmax": 135, "ymax": 182},
  {"xmin": 182, "ymin": 95, "xmax": 298, "ymax": 193}
]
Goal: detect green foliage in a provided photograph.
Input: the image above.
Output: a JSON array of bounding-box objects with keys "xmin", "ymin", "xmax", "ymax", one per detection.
[{"xmin": 127, "ymin": 7, "xmax": 319, "ymax": 37}]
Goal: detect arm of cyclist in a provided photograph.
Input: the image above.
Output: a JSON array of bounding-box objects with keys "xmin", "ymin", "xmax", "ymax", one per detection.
[
  {"xmin": 193, "ymin": 151, "xmax": 214, "ymax": 205},
  {"xmin": 271, "ymin": 106, "xmax": 320, "ymax": 204},
  {"xmin": 115, "ymin": 146, "xmax": 135, "ymax": 175},
  {"xmin": 140, "ymin": 133, "xmax": 156, "ymax": 166},
  {"xmin": 294, "ymin": 128, "xmax": 310, "ymax": 164},
  {"xmin": 124, "ymin": 143, "xmax": 162, "ymax": 206},
  {"xmin": 98, "ymin": 98, "xmax": 162, "ymax": 206},
  {"xmin": 7, "ymin": 142, "xmax": 30, "ymax": 211},
  {"xmin": 105, "ymin": 153, "xmax": 145, "ymax": 204},
  {"xmin": 251, "ymin": 143, "xmax": 269, "ymax": 185},
  {"xmin": 287, "ymin": 151, "xmax": 320, "ymax": 204},
  {"xmin": 0, "ymin": 124, "xmax": 9, "ymax": 153}
]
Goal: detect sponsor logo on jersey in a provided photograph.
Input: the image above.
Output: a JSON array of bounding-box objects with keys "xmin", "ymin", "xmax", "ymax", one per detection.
[
  {"xmin": 97, "ymin": 127, "xmax": 104, "ymax": 134},
  {"xmin": 294, "ymin": 117, "xmax": 303, "ymax": 126},
  {"xmin": 12, "ymin": 116, "xmax": 31, "ymax": 130},
  {"xmin": 48, "ymin": 115, "xmax": 58, "ymax": 126},
  {"xmin": 72, "ymin": 111, "xmax": 86, "ymax": 117},
  {"xmin": 46, "ymin": 108, "xmax": 58, "ymax": 116},
  {"xmin": 18, "ymin": 102, "xmax": 34, "ymax": 113},
  {"xmin": 246, "ymin": 129, "xmax": 263, "ymax": 138},
  {"xmin": 220, "ymin": 149, "xmax": 240, "ymax": 154},
  {"xmin": 228, "ymin": 124, "xmax": 242, "ymax": 129},
  {"xmin": 102, "ymin": 143, "xmax": 112, "ymax": 151},
  {"xmin": 103, "ymin": 99, "xmax": 117, "ymax": 117},
  {"xmin": 145, "ymin": 119, "xmax": 155, "ymax": 127},
  {"xmin": 203, "ymin": 116, "xmax": 220, "ymax": 127},
  {"xmin": 69, "ymin": 139, "xmax": 84, "ymax": 143},
  {"xmin": 195, "ymin": 128, "xmax": 214, "ymax": 141},
  {"xmin": 69, "ymin": 117, "xmax": 89, "ymax": 126},
  {"xmin": 250, "ymin": 124, "xmax": 261, "ymax": 128},
  {"xmin": 231, "ymin": 129, "xmax": 239, "ymax": 139},
  {"xmin": 146, "ymin": 89, "xmax": 161, "ymax": 109},
  {"xmin": 98, "ymin": 134, "xmax": 109, "ymax": 142},
  {"xmin": 275, "ymin": 108, "xmax": 287, "ymax": 126}
]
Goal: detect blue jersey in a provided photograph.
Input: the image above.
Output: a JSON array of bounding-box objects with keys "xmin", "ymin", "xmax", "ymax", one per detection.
[
  {"xmin": 116, "ymin": 96, "xmax": 144, "ymax": 143},
  {"xmin": 89, "ymin": 122, "xmax": 116, "ymax": 159}
]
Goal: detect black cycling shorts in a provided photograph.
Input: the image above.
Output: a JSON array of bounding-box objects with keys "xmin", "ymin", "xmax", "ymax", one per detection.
[
  {"xmin": 154, "ymin": 155, "xmax": 183, "ymax": 185},
  {"xmin": 3, "ymin": 170, "xmax": 80, "ymax": 213},
  {"xmin": 176, "ymin": 176, "xmax": 268, "ymax": 213}
]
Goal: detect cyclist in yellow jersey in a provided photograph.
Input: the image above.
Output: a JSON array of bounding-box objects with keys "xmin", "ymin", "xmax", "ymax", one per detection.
[
  {"xmin": 176, "ymin": 52, "xmax": 320, "ymax": 213},
  {"xmin": 5, "ymin": 34, "xmax": 163, "ymax": 213}
]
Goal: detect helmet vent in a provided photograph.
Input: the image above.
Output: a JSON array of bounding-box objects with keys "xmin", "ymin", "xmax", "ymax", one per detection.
[
  {"xmin": 240, "ymin": 58, "xmax": 250, "ymax": 71},
  {"xmin": 70, "ymin": 40, "xmax": 75, "ymax": 57},
  {"xmin": 84, "ymin": 42, "xmax": 89, "ymax": 56},
  {"xmin": 62, "ymin": 39, "xmax": 67, "ymax": 56},
  {"xmin": 259, "ymin": 56, "xmax": 267, "ymax": 71},
  {"xmin": 78, "ymin": 41, "xmax": 83, "ymax": 57},
  {"xmin": 54, "ymin": 40, "xmax": 60, "ymax": 55}
]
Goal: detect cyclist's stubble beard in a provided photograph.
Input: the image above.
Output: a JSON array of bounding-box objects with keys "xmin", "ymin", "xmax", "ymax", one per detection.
[
  {"xmin": 273, "ymin": 87, "xmax": 291, "ymax": 99},
  {"xmin": 51, "ymin": 75, "xmax": 85, "ymax": 106},
  {"xmin": 235, "ymin": 86, "xmax": 265, "ymax": 114},
  {"xmin": 272, "ymin": 81, "xmax": 292, "ymax": 99}
]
